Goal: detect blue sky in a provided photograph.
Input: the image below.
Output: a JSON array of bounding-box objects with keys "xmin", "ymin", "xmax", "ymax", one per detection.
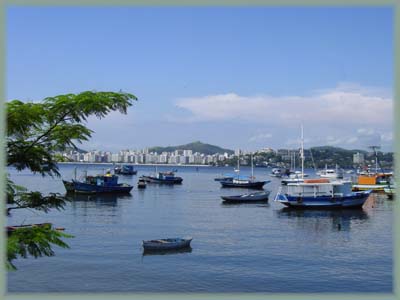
[{"xmin": 7, "ymin": 6, "xmax": 394, "ymax": 152}]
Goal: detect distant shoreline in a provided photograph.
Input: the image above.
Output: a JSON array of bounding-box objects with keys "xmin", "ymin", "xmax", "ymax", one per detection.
[{"xmin": 57, "ymin": 162, "xmax": 210, "ymax": 167}]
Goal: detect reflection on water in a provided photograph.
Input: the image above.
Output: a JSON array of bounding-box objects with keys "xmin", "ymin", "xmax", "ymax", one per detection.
[
  {"xmin": 276, "ymin": 208, "xmax": 369, "ymax": 232},
  {"xmin": 66, "ymin": 193, "xmax": 133, "ymax": 206},
  {"xmin": 142, "ymin": 247, "xmax": 193, "ymax": 257}
]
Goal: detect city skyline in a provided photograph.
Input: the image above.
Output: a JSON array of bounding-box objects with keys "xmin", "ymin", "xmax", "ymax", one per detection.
[{"xmin": 7, "ymin": 7, "xmax": 393, "ymax": 151}]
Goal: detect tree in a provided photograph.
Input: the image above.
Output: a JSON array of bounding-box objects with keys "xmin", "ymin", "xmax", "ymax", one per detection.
[{"xmin": 6, "ymin": 91, "xmax": 137, "ymax": 269}]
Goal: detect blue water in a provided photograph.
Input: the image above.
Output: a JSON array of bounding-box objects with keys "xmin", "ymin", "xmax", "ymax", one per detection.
[{"xmin": 7, "ymin": 164, "xmax": 393, "ymax": 293}]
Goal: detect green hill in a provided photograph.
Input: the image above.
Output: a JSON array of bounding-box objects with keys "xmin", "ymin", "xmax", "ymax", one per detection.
[{"xmin": 149, "ymin": 141, "xmax": 234, "ymax": 155}]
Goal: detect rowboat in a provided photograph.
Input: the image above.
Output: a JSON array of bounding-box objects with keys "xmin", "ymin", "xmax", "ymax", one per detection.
[
  {"xmin": 142, "ymin": 237, "xmax": 192, "ymax": 251},
  {"xmin": 221, "ymin": 191, "xmax": 271, "ymax": 203}
]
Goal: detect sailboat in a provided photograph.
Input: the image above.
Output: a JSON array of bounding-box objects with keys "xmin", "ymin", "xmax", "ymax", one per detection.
[
  {"xmin": 281, "ymin": 126, "xmax": 308, "ymax": 185},
  {"xmin": 220, "ymin": 153, "xmax": 270, "ymax": 189}
]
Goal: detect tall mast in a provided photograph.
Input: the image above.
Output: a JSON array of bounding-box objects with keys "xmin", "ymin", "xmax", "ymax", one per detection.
[
  {"xmin": 251, "ymin": 153, "xmax": 254, "ymax": 178},
  {"xmin": 301, "ymin": 124, "xmax": 304, "ymax": 179}
]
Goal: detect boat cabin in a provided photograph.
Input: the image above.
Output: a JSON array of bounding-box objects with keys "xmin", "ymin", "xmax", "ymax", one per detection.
[
  {"xmin": 357, "ymin": 173, "xmax": 392, "ymax": 185},
  {"xmin": 85, "ymin": 174, "xmax": 119, "ymax": 186},
  {"xmin": 283, "ymin": 179, "xmax": 353, "ymax": 198}
]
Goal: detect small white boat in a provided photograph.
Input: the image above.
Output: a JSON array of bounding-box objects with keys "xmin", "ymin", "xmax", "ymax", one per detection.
[{"xmin": 142, "ymin": 237, "xmax": 192, "ymax": 251}]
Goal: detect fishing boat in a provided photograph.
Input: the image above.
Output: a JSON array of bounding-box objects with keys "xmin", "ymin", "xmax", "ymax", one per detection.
[
  {"xmin": 142, "ymin": 237, "xmax": 192, "ymax": 251},
  {"xmin": 274, "ymin": 178, "xmax": 372, "ymax": 209},
  {"xmin": 220, "ymin": 178, "xmax": 269, "ymax": 189},
  {"xmin": 142, "ymin": 171, "xmax": 183, "ymax": 184},
  {"xmin": 114, "ymin": 165, "xmax": 137, "ymax": 175},
  {"xmin": 214, "ymin": 173, "xmax": 236, "ymax": 182},
  {"xmin": 137, "ymin": 177, "xmax": 147, "ymax": 189},
  {"xmin": 6, "ymin": 223, "xmax": 65, "ymax": 236},
  {"xmin": 220, "ymin": 154, "xmax": 269, "ymax": 189},
  {"xmin": 221, "ymin": 191, "xmax": 271, "ymax": 203},
  {"xmin": 351, "ymin": 172, "xmax": 392, "ymax": 192},
  {"xmin": 71, "ymin": 170, "xmax": 133, "ymax": 194}
]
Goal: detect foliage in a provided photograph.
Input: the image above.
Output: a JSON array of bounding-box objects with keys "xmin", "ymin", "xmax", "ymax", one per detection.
[
  {"xmin": 6, "ymin": 91, "xmax": 137, "ymax": 269},
  {"xmin": 7, "ymin": 225, "xmax": 73, "ymax": 271}
]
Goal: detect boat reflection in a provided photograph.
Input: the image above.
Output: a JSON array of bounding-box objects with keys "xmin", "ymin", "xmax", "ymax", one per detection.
[
  {"xmin": 142, "ymin": 246, "xmax": 192, "ymax": 256},
  {"xmin": 66, "ymin": 193, "xmax": 133, "ymax": 206},
  {"xmin": 276, "ymin": 208, "xmax": 369, "ymax": 232}
]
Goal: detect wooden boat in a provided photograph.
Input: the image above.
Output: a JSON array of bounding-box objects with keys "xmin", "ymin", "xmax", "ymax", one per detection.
[
  {"xmin": 275, "ymin": 179, "xmax": 372, "ymax": 209},
  {"xmin": 6, "ymin": 223, "xmax": 65, "ymax": 236},
  {"xmin": 114, "ymin": 165, "xmax": 137, "ymax": 175},
  {"xmin": 142, "ymin": 237, "xmax": 192, "ymax": 251},
  {"xmin": 220, "ymin": 178, "xmax": 269, "ymax": 189},
  {"xmin": 142, "ymin": 171, "xmax": 183, "ymax": 184},
  {"xmin": 71, "ymin": 172, "xmax": 133, "ymax": 194},
  {"xmin": 352, "ymin": 173, "xmax": 392, "ymax": 192},
  {"xmin": 220, "ymin": 154, "xmax": 269, "ymax": 189},
  {"xmin": 221, "ymin": 191, "xmax": 271, "ymax": 203},
  {"xmin": 137, "ymin": 177, "xmax": 147, "ymax": 189}
]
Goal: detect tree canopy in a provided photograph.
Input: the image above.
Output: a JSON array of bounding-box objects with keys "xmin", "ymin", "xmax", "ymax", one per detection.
[{"xmin": 6, "ymin": 91, "xmax": 137, "ymax": 269}]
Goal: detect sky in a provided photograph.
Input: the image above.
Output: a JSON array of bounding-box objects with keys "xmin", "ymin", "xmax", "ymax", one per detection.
[{"xmin": 6, "ymin": 6, "xmax": 394, "ymax": 152}]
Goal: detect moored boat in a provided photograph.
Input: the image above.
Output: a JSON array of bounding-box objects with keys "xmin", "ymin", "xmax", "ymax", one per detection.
[
  {"xmin": 71, "ymin": 171, "xmax": 133, "ymax": 194},
  {"xmin": 142, "ymin": 237, "xmax": 192, "ymax": 251},
  {"xmin": 220, "ymin": 178, "xmax": 269, "ymax": 189},
  {"xmin": 351, "ymin": 173, "xmax": 392, "ymax": 192},
  {"xmin": 137, "ymin": 177, "xmax": 147, "ymax": 189},
  {"xmin": 270, "ymin": 168, "xmax": 283, "ymax": 178},
  {"xmin": 114, "ymin": 165, "xmax": 137, "ymax": 175},
  {"xmin": 142, "ymin": 171, "xmax": 183, "ymax": 184},
  {"xmin": 221, "ymin": 190, "xmax": 271, "ymax": 203},
  {"xmin": 275, "ymin": 178, "xmax": 372, "ymax": 209}
]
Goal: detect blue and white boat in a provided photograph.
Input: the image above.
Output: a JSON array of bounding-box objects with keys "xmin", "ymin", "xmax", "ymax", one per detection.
[
  {"xmin": 274, "ymin": 178, "xmax": 371, "ymax": 209},
  {"xmin": 114, "ymin": 165, "xmax": 137, "ymax": 175},
  {"xmin": 142, "ymin": 171, "xmax": 183, "ymax": 184},
  {"xmin": 71, "ymin": 172, "xmax": 133, "ymax": 194}
]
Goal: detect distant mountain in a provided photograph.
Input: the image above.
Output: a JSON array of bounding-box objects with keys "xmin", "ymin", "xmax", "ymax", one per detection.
[{"xmin": 149, "ymin": 141, "xmax": 234, "ymax": 155}]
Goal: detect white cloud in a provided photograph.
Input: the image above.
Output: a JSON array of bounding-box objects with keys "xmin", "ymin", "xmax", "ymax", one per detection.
[{"xmin": 174, "ymin": 84, "xmax": 392, "ymax": 127}]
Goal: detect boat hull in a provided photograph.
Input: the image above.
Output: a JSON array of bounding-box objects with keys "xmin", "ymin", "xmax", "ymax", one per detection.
[
  {"xmin": 221, "ymin": 191, "xmax": 270, "ymax": 203},
  {"xmin": 220, "ymin": 180, "xmax": 267, "ymax": 189},
  {"xmin": 142, "ymin": 238, "xmax": 192, "ymax": 251},
  {"xmin": 142, "ymin": 176, "xmax": 183, "ymax": 184},
  {"xmin": 352, "ymin": 184, "xmax": 387, "ymax": 192},
  {"xmin": 275, "ymin": 191, "xmax": 371, "ymax": 209},
  {"xmin": 72, "ymin": 181, "xmax": 133, "ymax": 194}
]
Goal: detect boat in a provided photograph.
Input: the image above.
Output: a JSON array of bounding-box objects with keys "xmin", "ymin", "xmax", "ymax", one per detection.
[
  {"xmin": 281, "ymin": 125, "xmax": 308, "ymax": 185},
  {"xmin": 214, "ymin": 173, "xmax": 236, "ymax": 182},
  {"xmin": 351, "ymin": 172, "xmax": 392, "ymax": 192},
  {"xmin": 137, "ymin": 177, "xmax": 147, "ymax": 189},
  {"xmin": 317, "ymin": 164, "xmax": 344, "ymax": 179},
  {"xmin": 70, "ymin": 170, "xmax": 133, "ymax": 194},
  {"xmin": 6, "ymin": 223, "xmax": 65, "ymax": 236},
  {"xmin": 219, "ymin": 154, "xmax": 269, "ymax": 189},
  {"xmin": 270, "ymin": 168, "xmax": 283, "ymax": 178},
  {"xmin": 142, "ymin": 237, "xmax": 192, "ymax": 251},
  {"xmin": 220, "ymin": 178, "xmax": 269, "ymax": 189},
  {"xmin": 274, "ymin": 178, "xmax": 372, "ymax": 209},
  {"xmin": 114, "ymin": 165, "xmax": 137, "ymax": 175},
  {"xmin": 142, "ymin": 171, "xmax": 183, "ymax": 184},
  {"xmin": 221, "ymin": 191, "xmax": 271, "ymax": 203}
]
